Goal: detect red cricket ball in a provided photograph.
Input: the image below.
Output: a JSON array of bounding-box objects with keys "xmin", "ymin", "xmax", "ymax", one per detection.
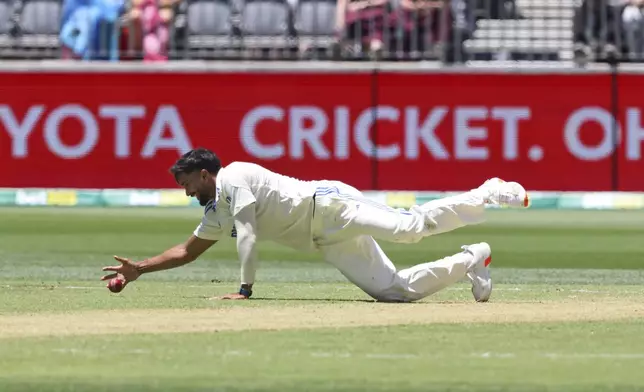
[{"xmin": 107, "ymin": 278, "xmax": 124, "ymax": 293}]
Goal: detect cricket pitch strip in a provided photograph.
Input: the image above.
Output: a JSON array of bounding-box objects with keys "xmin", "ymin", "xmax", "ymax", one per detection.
[{"xmin": 1, "ymin": 299, "xmax": 643, "ymax": 339}]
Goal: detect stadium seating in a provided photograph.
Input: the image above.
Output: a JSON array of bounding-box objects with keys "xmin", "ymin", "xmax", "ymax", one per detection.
[
  {"xmin": 184, "ymin": 0, "xmax": 237, "ymax": 58},
  {"xmin": 464, "ymin": 0, "xmax": 575, "ymax": 61},
  {"xmin": 0, "ymin": 0, "xmax": 14, "ymax": 54},
  {"xmin": 9, "ymin": 0, "xmax": 62, "ymax": 58},
  {"xmin": 293, "ymin": 0, "xmax": 338, "ymax": 58},
  {"xmin": 0, "ymin": 0, "xmax": 637, "ymax": 65},
  {"xmin": 239, "ymin": 0, "xmax": 292, "ymax": 51}
]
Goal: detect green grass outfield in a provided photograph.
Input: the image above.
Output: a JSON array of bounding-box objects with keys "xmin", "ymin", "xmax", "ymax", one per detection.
[{"xmin": 1, "ymin": 207, "xmax": 644, "ymax": 392}]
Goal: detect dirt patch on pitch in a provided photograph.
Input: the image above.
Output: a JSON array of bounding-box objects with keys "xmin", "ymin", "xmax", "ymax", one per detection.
[{"xmin": 1, "ymin": 300, "xmax": 642, "ymax": 339}]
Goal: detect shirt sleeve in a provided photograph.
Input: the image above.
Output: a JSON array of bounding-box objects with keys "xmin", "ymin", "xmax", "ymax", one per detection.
[
  {"xmin": 193, "ymin": 215, "xmax": 225, "ymax": 241},
  {"xmin": 218, "ymin": 162, "xmax": 257, "ymax": 217},
  {"xmin": 234, "ymin": 203, "xmax": 259, "ymax": 285},
  {"xmin": 229, "ymin": 186, "xmax": 256, "ymax": 217}
]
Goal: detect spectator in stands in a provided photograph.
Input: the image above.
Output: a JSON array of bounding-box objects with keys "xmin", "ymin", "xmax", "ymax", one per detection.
[
  {"xmin": 622, "ymin": 0, "xmax": 644, "ymax": 60},
  {"xmin": 60, "ymin": 0, "xmax": 125, "ymax": 60},
  {"xmin": 386, "ymin": 0, "xmax": 469, "ymax": 63},
  {"xmin": 573, "ymin": 0, "xmax": 627, "ymax": 65},
  {"xmin": 446, "ymin": 0, "xmax": 473, "ymax": 63},
  {"xmin": 474, "ymin": 0, "xmax": 518, "ymax": 20},
  {"xmin": 336, "ymin": 0, "xmax": 392, "ymax": 58},
  {"xmin": 125, "ymin": 0, "xmax": 179, "ymax": 61},
  {"xmin": 390, "ymin": 0, "xmax": 446, "ymax": 59}
]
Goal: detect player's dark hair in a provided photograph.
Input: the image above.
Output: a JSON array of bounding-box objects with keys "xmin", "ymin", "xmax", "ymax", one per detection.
[{"xmin": 170, "ymin": 148, "xmax": 222, "ymax": 179}]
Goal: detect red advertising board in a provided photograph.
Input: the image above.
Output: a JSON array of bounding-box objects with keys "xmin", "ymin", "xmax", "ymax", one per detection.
[{"xmin": 0, "ymin": 71, "xmax": 642, "ymax": 191}]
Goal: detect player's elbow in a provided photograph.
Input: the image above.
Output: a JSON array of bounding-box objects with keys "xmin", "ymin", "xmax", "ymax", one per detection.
[
  {"xmin": 182, "ymin": 252, "xmax": 198, "ymax": 263},
  {"xmin": 238, "ymin": 233, "xmax": 257, "ymax": 247},
  {"xmin": 175, "ymin": 245, "xmax": 198, "ymax": 264},
  {"xmin": 237, "ymin": 229, "xmax": 257, "ymax": 251}
]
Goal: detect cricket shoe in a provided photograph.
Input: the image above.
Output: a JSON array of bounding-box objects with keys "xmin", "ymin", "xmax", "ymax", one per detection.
[
  {"xmin": 478, "ymin": 177, "xmax": 530, "ymax": 208},
  {"xmin": 462, "ymin": 242, "xmax": 492, "ymax": 303}
]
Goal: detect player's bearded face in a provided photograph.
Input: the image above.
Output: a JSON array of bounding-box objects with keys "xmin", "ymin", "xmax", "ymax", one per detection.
[
  {"xmin": 195, "ymin": 170, "xmax": 215, "ymax": 206},
  {"xmin": 195, "ymin": 182, "xmax": 213, "ymax": 206},
  {"xmin": 177, "ymin": 171, "xmax": 215, "ymax": 206}
]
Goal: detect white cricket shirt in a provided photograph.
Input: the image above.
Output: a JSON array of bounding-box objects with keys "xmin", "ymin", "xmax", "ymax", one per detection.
[{"xmin": 193, "ymin": 161, "xmax": 322, "ymax": 251}]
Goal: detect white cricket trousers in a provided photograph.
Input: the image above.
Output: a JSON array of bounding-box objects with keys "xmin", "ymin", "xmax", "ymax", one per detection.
[{"xmin": 311, "ymin": 182, "xmax": 487, "ymax": 302}]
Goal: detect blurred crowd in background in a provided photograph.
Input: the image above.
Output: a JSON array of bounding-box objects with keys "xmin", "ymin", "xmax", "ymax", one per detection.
[{"xmin": 0, "ymin": 0, "xmax": 642, "ymax": 64}]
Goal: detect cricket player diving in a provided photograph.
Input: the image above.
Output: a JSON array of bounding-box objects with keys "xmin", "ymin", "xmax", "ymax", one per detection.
[{"xmin": 101, "ymin": 147, "xmax": 530, "ymax": 303}]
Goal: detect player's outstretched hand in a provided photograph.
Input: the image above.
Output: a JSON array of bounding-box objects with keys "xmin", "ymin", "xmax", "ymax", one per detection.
[{"xmin": 101, "ymin": 255, "xmax": 141, "ymax": 288}]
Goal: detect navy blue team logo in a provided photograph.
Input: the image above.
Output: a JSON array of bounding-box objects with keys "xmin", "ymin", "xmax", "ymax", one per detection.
[
  {"xmin": 226, "ymin": 196, "xmax": 231, "ymax": 204},
  {"xmin": 230, "ymin": 225, "xmax": 237, "ymax": 238}
]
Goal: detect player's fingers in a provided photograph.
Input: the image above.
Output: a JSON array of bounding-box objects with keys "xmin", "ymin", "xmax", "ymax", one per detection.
[
  {"xmin": 101, "ymin": 273, "xmax": 117, "ymax": 281},
  {"xmin": 102, "ymin": 266, "xmax": 120, "ymax": 272},
  {"xmin": 113, "ymin": 255, "xmax": 130, "ymax": 264}
]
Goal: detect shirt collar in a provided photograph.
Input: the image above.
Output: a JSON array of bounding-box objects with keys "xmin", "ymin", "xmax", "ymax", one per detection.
[{"xmin": 205, "ymin": 168, "xmax": 225, "ymax": 214}]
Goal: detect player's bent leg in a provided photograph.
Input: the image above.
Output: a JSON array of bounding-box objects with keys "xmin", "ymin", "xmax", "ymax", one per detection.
[
  {"xmin": 318, "ymin": 236, "xmax": 401, "ymax": 302},
  {"xmin": 318, "ymin": 234, "xmax": 493, "ymax": 303},
  {"xmin": 377, "ymin": 242, "xmax": 493, "ymax": 303}
]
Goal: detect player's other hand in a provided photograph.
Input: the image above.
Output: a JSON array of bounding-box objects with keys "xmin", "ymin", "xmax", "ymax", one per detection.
[{"xmin": 101, "ymin": 255, "xmax": 141, "ymax": 287}]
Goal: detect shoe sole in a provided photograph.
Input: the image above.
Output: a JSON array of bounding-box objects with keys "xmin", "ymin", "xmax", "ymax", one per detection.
[
  {"xmin": 472, "ymin": 263, "xmax": 492, "ymax": 303},
  {"xmin": 467, "ymin": 251, "xmax": 492, "ymax": 303},
  {"xmin": 474, "ymin": 282, "xmax": 492, "ymax": 303}
]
